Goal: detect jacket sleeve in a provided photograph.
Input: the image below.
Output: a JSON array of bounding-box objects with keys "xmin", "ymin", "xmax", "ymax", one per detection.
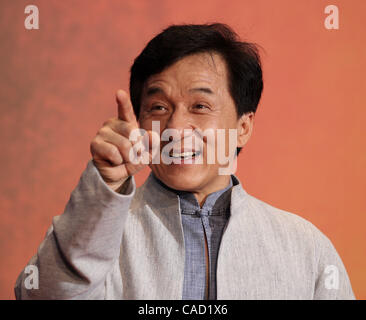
[
  {"xmin": 14, "ymin": 160, "xmax": 136, "ymax": 299},
  {"xmin": 312, "ymin": 226, "xmax": 355, "ymax": 300}
]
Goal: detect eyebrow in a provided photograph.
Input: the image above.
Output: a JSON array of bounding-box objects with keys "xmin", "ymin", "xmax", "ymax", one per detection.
[
  {"xmin": 145, "ymin": 86, "xmax": 215, "ymax": 97},
  {"xmin": 189, "ymin": 87, "xmax": 214, "ymax": 95},
  {"xmin": 146, "ymin": 86, "xmax": 164, "ymax": 96}
]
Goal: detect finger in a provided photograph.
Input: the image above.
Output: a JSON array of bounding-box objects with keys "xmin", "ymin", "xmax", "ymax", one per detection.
[
  {"xmin": 124, "ymin": 161, "xmax": 147, "ymax": 177},
  {"xmin": 116, "ymin": 89, "xmax": 138, "ymax": 125},
  {"xmin": 91, "ymin": 138, "xmax": 123, "ymax": 165},
  {"xmin": 134, "ymin": 130, "xmax": 161, "ymax": 164},
  {"xmin": 105, "ymin": 119, "xmax": 141, "ymax": 140},
  {"xmin": 98, "ymin": 127, "xmax": 136, "ymax": 164},
  {"xmin": 92, "ymin": 162, "xmax": 130, "ymax": 185}
]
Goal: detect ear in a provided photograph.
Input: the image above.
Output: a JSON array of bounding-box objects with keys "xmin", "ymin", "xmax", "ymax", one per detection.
[{"xmin": 237, "ymin": 112, "xmax": 255, "ymax": 149}]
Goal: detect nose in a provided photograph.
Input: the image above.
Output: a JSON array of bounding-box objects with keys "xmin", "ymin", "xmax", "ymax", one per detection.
[
  {"xmin": 160, "ymin": 106, "xmax": 199, "ymax": 152},
  {"xmin": 165, "ymin": 106, "xmax": 193, "ymax": 138}
]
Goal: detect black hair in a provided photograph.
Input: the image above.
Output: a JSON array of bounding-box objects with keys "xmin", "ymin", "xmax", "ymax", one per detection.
[{"xmin": 129, "ymin": 23, "xmax": 263, "ymax": 154}]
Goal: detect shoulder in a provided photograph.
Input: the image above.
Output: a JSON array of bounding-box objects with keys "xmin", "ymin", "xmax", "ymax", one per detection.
[
  {"xmin": 246, "ymin": 194, "xmax": 320, "ymax": 234},
  {"xmin": 243, "ymin": 193, "xmax": 335, "ymax": 259},
  {"xmin": 235, "ymin": 193, "xmax": 354, "ymax": 299}
]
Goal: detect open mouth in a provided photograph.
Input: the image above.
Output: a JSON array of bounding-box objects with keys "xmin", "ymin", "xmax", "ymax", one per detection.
[{"xmin": 168, "ymin": 150, "xmax": 202, "ymax": 160}]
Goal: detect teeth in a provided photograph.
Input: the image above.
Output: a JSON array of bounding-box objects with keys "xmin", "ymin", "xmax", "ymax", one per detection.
[{"xmin": 171, "ymin": 152, "xmax": 195, "ymax": 158}]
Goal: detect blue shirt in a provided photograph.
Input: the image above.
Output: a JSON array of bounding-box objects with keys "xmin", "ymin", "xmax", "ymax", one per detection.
[{"xmin": 152, "ymin": 174, "xmax": 236, "ymax": 300}]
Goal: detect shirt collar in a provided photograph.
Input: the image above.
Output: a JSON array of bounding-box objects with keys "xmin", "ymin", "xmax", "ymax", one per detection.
[{"xmin": 151, "ymin": 173, "xmax": 237, "ymax": 216}]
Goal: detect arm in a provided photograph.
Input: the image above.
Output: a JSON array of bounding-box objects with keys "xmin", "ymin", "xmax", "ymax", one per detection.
[
  {"xmin": 14, "ymin": 160, "xmax": 135, "ymax": 299},
  {"xmin": 15, "ymin": 89, "xmax": 158, "ymax": 300}
]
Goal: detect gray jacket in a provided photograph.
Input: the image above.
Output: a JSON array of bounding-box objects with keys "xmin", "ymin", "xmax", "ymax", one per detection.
[{"xmin": 15, "ymin": 160, "xmax": 355, "ymax": 299}]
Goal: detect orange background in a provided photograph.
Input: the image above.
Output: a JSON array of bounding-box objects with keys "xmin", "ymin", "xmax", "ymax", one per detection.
[{"xmin": 0, "ymin": 0, "xmax": 365, "ymax": 299}]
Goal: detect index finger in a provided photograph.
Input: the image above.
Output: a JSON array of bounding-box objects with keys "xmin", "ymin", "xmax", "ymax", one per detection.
[{"xmin": 116, "ymin": 89, "xmax": 138, "ymax": 125}]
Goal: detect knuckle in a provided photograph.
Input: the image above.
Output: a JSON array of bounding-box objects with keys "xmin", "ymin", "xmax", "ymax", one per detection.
[
  {"xmin": 119, "ymin": 136, "xmax": 131, "ymax": 150},
  {"xmin": 102, "ymin": 117, "xmax": 115, "ymax": 128},
  {"xmin": 97, "ymin": 126, "xmax": 109, "ymax": 138},
  {"xmin": 125, "ymin": 125, "xmax": 139, "ymax": 139},
  {"xmin": 90, "ymin": 139, "xmax": 99, "ymax": 153},
  {"xmin": 106, "ymin": 146, "xmax": 121, "ymax": 162},
  {"xmin": 96, "ymin": 127, "xmax": 103, "ymax": 137}
]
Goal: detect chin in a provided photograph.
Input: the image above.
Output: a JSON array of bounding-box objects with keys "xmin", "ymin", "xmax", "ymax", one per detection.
[{"xmin": 151, "ymin": 163, "xmax": 211, "ymax": 192}]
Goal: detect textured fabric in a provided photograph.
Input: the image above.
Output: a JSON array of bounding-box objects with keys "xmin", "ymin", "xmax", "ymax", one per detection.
[
  {"xmin": 152, "ymin": 174, "xmax": 236, "ymax": 300},
  {"xmin": 15, "ymin": 160, "xmax": 355, "ymax": 299}
]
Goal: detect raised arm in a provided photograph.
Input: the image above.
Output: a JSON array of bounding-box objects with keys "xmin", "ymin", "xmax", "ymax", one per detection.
[{"xmin": 14, "ymin": 90, "xmax": 158, "ymax": 299}]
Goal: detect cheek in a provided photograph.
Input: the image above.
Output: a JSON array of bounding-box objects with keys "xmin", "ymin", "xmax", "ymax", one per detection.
[
  {"xmin": 212, "ymin": 120, "xmax": 239, "ymax": 157},
  {"xmin": 139, "ymin": 119, "xmax": 166, "ymax": 133}
]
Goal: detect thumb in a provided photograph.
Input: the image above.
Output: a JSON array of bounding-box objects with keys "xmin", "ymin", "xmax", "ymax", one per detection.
[
  {"xmin": 146, "ymin": 130, "xmax": 160, "ymax": 164},
  {"xmin": 129, "ymin": 130, "xmax": 160, "ymax": 165}
]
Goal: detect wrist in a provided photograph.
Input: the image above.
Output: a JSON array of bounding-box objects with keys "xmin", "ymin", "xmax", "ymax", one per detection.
[{"xmin": 107, "ymin": 177, "xmax": 129, "ymax": 193}]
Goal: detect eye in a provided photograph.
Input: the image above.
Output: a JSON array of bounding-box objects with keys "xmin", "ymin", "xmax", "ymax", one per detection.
[
  {"xmin": 150, "ymin": 105, "xmax": 168, "ymax": 113},
  {"xmin": 193, "ymin": 104, "xmax": 210, "ymax": 111}
]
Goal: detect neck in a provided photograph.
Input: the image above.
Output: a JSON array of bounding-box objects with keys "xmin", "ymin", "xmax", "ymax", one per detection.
[
  {"xmin": 191, "ymin": 175, "xmax": 232, "ymax": 207},
  {"xmin": 151, "ymin": 173, "xmax": 233, "ymax": 207}
]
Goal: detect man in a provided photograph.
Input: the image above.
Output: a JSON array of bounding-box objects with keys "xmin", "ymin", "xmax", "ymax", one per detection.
[{"xmin": 15, "ymin": 23, "xmax": 354, "ymax": 299}]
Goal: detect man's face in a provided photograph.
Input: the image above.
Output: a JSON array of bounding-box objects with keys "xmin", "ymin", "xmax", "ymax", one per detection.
[{"xmin": 138, "ymin": 52, "xmax": 248, "ymax": 194}]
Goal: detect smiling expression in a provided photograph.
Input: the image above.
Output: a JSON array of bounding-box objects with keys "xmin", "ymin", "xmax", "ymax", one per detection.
[{"xmin": 138, "ymin": 51, "xmax": 253, "ymax": 200}]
